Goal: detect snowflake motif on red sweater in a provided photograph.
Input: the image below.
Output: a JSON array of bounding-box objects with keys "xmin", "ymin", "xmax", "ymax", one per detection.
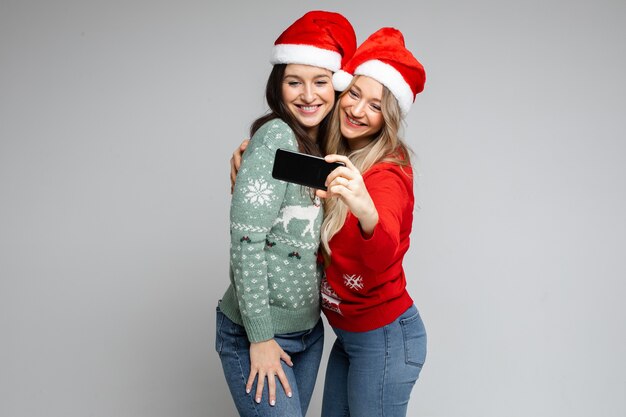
[{"xmin": 343, "ymin": 274, "xmax": 364, "ymax": 291}]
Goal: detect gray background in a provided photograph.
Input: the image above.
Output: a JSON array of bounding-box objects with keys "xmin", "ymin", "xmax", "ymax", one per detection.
[{"xmin": 1, "ymin": 0, "xmax": 625, "ymax": 416}]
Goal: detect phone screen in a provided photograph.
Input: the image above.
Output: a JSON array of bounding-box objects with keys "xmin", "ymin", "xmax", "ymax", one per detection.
[{"xmin": 272, "ymin": 148, "xmax": 344, "ymax": 191}]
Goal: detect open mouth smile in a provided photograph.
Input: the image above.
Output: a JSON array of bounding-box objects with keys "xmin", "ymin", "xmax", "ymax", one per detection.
[
  {"xmin": 345, "ymin": 115, "xmax": 366, "ymax": 127},
  {"xmin": 296, "ymin": 104, "xmax": 322, "ymax": 114}
]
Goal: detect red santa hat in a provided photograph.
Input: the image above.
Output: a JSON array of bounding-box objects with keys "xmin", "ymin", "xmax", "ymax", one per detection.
[
  {"xmin": 271, "ymin": 10, "xmax": 356, "ymax": 72},
  {"xmin": 332, "ymin": 27, "xmax": 426, "ymax": 116}
]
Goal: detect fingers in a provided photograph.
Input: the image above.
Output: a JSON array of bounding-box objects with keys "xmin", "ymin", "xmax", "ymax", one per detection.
[
  {"xmin": 232, "ymin": 149, "xmax": 242, "ymax": 172},
  {"xmin": 267, "ymin": 372, "xmax": 276, "ymax": 406},
  {"xmin": 280, "ymin": 350, "xmax": 293, "ymax": 367},
  {"xmin": 325, "ymin": 154, "xmax": 356, "ymax": 170},
  {"xmin": 327, "ymin": 175, "xmax": 352, "ymax": 193},
  {"xmin": 335, "ymin": 176, "xmax": 350, "ymax": 187},
  {"xmin": 254, "ymin": 371, "xmax": 265, "ymax": 404},
  {"xmin": 247, "ymin": 340, "xmax": 294, "ymax": 406},
  {"xmin": 325, "ymin": 166, "xmax": 354, "ymax": 188},
  {"xmin": 322, "ymin": 155, "xmax": 360, "ymax": 192},
  {"xmin": 274, "ymin": 349, "xmax": 292, "ymax": 401},
  {"xmin": 327, "ymin": 183, "xmax": 350, "ymax": 197},
  {"xmin": 230, "ymin": 157, "xmax": 237, "ymax": 194},
  {"xmin": 246, "ymin": 369, "xmax": 257, "ymax": 396},
  {"xmin": 230, "ymin": 140, "xmax": 250, "ymax": 194},
  {"xmin": 230, "ymin": 150, "xmax": 242, "ymax": 194},
  {"xmin": 316, "ymin": 189, "xmax": 329, "ymax": 199},
  {"xmin": 276, "ymin": 368, "xmax": 293, "ymax": 399},
  {"xmin": 246, "ymin": 369, "xmax": 293, "ymax": 406}
]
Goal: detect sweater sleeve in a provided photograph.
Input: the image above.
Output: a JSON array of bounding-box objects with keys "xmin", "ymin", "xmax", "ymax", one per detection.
[
  {"xmin": 357, "ymin": 168, "xmax": 411, "ymax": 272},
  {"xmin": 229, "ymin": 121, "xmax": 295, "ymax": 342}
]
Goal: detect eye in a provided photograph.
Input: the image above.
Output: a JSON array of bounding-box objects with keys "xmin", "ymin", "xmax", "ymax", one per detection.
[
  {"xmin": 348, "ymin": 89, "xmax": 359, "ymax": 99},
  {"xmin": 315, "ymin": 80, "xmax": 328, "ymax": 86},
  {"xmin": 287, "ymin": 81, "xmax": 301, "ymax": 87},
  {"xmin": 370, "ymin": 103, "xmax": 382, "ymax": 112}
]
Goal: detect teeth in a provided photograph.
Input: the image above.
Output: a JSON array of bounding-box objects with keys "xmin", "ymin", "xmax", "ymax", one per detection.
[
  {"xmin": 300, "ymin": 106, "xmax": 318, "ymax": 112},
  {"xmin": 348, "ymin": 117, "xmax": 364, "ymax": 126}
]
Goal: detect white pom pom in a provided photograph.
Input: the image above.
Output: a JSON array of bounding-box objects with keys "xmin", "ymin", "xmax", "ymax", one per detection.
[{"xmin": 332, "ymin": 70, "xmax": 353, "ymax": 91}]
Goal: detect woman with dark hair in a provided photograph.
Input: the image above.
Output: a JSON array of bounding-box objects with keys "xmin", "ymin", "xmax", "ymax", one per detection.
[{"xmin": 215, "ymin": 10, "xmax": 355, "ymax": 417}]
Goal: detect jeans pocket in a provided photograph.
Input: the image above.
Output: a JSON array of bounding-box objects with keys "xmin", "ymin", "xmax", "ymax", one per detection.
[
  {"xmin": 400, "ymin": 309, "xmax": 427, "ymax": 368},
  {"xmin": 215, "ymin": 305, "xmax": 225, "ymax": 354}
]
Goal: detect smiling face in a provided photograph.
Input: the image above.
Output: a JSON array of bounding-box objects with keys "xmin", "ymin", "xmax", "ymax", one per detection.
[
  {"xmin": 338, "ymin": 75, "xmax": 385, "ymax": 150},
  {"xmin": 281, "ymin": 64, "xmax": 335, "ymax": 137}
]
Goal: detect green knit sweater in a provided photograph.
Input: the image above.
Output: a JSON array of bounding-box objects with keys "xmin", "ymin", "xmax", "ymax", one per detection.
[{"xmin": 219, "ymin": 119, "xmax": 323, "ymax": 343}]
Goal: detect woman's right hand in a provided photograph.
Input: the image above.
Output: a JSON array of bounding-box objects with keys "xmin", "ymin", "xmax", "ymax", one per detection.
[
  {"xmin": 230, "ymin": 139, "xmax": 250, "ymax": 193},
  {"xmin": 317, "ymin": 154, "xmax": 379, "ymax": 236},
  {"xmin": 247, "ymin": 339, "xmax": 294, "ymax": 406}
]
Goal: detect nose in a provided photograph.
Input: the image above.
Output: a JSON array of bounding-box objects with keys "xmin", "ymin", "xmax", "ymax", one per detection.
[
  {"xmin": 351, "ymin": 99, "xmax": 366, "ymax": 117},
  {"xmin": 301, "ymin": 83, "xmax": 315, "ymax": 103}
]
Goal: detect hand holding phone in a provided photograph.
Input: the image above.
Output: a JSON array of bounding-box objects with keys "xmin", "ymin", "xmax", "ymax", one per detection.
[{"xmin": 272, "ymin": 148, "xmax": 344, "ymax": 191}]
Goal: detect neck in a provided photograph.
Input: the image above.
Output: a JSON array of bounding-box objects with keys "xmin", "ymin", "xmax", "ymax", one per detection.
[
  {"xmin": 345, "ymin": 136, "xmax": 373, "ymax": 151},
  {"xmin": 306, "ymin": 125, "xmax": 319, "ymax": 140}
]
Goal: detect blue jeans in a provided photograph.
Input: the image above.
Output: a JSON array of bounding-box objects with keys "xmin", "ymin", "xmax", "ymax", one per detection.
[
  {"xmin": 321, "ymin": 305, "xmax": 427, "ymax": 417},
  {"xmin": 215, "ymin": 306, "xmax": 324, "ymax": 417}
]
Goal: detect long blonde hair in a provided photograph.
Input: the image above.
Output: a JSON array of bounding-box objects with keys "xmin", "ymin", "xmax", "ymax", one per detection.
[{"xmin": 320, "ymin": 76, "xmax": 412, "ymax": 254}]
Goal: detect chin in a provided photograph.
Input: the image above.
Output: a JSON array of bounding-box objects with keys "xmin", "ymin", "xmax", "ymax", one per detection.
[
  {"xmin": 301, "ymin": 119, "xmax": 320, "ymax": 129},
  {"xmin": 340, "ymin": 127, "xmax": 357, "ymax": 139}
]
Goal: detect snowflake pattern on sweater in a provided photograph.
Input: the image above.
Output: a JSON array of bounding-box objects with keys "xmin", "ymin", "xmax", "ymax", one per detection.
[{"xmin": 244, "ymin": 179, "xmax": 275, "ymax": 207}]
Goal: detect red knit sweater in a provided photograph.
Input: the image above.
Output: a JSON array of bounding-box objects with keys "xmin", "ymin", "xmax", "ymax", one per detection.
[{"xmin": 321, "ymin": 161, "xmax": 414, "ymax": 332}]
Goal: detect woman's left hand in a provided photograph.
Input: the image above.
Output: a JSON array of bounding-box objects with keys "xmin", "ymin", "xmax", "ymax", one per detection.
[
  {"xmin": 316, "ymin": 154, "xmax": 379, "ymax": 236},
  {"xmin": 230, "ymin": 139, "xmax": 249, "ymax": 194}
]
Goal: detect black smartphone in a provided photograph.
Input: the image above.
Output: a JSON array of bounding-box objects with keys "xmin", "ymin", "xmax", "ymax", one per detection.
[{"xmin": 272, "ymin": 148, "xmax": 344, "ymax": 191}]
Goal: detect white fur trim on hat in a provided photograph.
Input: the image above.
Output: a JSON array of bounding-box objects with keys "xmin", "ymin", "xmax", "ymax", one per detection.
[
  {"xmin": 354, "ymin": 59, "xmax": 414, "ymax": 116},
  {"xmin": 271, "ymin": 44, "xmax": 341, "ymax": 72},
  {"xmin": 332, "ymin": 70, "xmax": 353, "ymax": 91}
]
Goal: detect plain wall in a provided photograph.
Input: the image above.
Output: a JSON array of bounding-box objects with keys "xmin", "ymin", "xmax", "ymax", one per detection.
[{"xmin": 1, "ymin": 0, "xmax": 625, "ymax": 416}]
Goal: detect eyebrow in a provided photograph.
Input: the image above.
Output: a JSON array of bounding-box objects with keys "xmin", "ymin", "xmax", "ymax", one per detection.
[
  {"xmin": 351, "ymin": 84, "xmax": 381, "ymax": 102},
  {"xmin": 283, "ymin": 73, "xmax": 331, "ymax": 80}
]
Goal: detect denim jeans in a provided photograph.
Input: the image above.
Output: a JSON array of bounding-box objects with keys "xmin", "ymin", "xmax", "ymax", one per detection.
[
  {"xmin": 215, "ymin": 305, "xmax": 324, "ymax": 417},
  {"xmin": 321, "ymin": 305, "xmax": 427, "ymax": 417}
]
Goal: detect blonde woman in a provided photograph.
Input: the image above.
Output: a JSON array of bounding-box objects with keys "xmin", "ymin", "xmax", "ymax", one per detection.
[{"xmin": 316, "ymin": 27, "xmax": 427, "ymax": 417}]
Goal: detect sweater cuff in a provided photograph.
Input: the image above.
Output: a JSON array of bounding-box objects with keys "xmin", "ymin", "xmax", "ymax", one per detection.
[
  {"xmin": 361, "ymin": 222, "xmax": 392, "ymax": 252},
  {"xmin": 242, "ymin": 314, "xmax": 274, "ymax": 343},
  {"xmin": 358, "ymin": 222, "xmax": 397, "ymax": 271}
]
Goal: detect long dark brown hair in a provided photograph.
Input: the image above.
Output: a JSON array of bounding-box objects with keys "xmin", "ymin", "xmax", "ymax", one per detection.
[{"xmin": 250, "ymin": 64, "xmax": 333, "ymax": 156}]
